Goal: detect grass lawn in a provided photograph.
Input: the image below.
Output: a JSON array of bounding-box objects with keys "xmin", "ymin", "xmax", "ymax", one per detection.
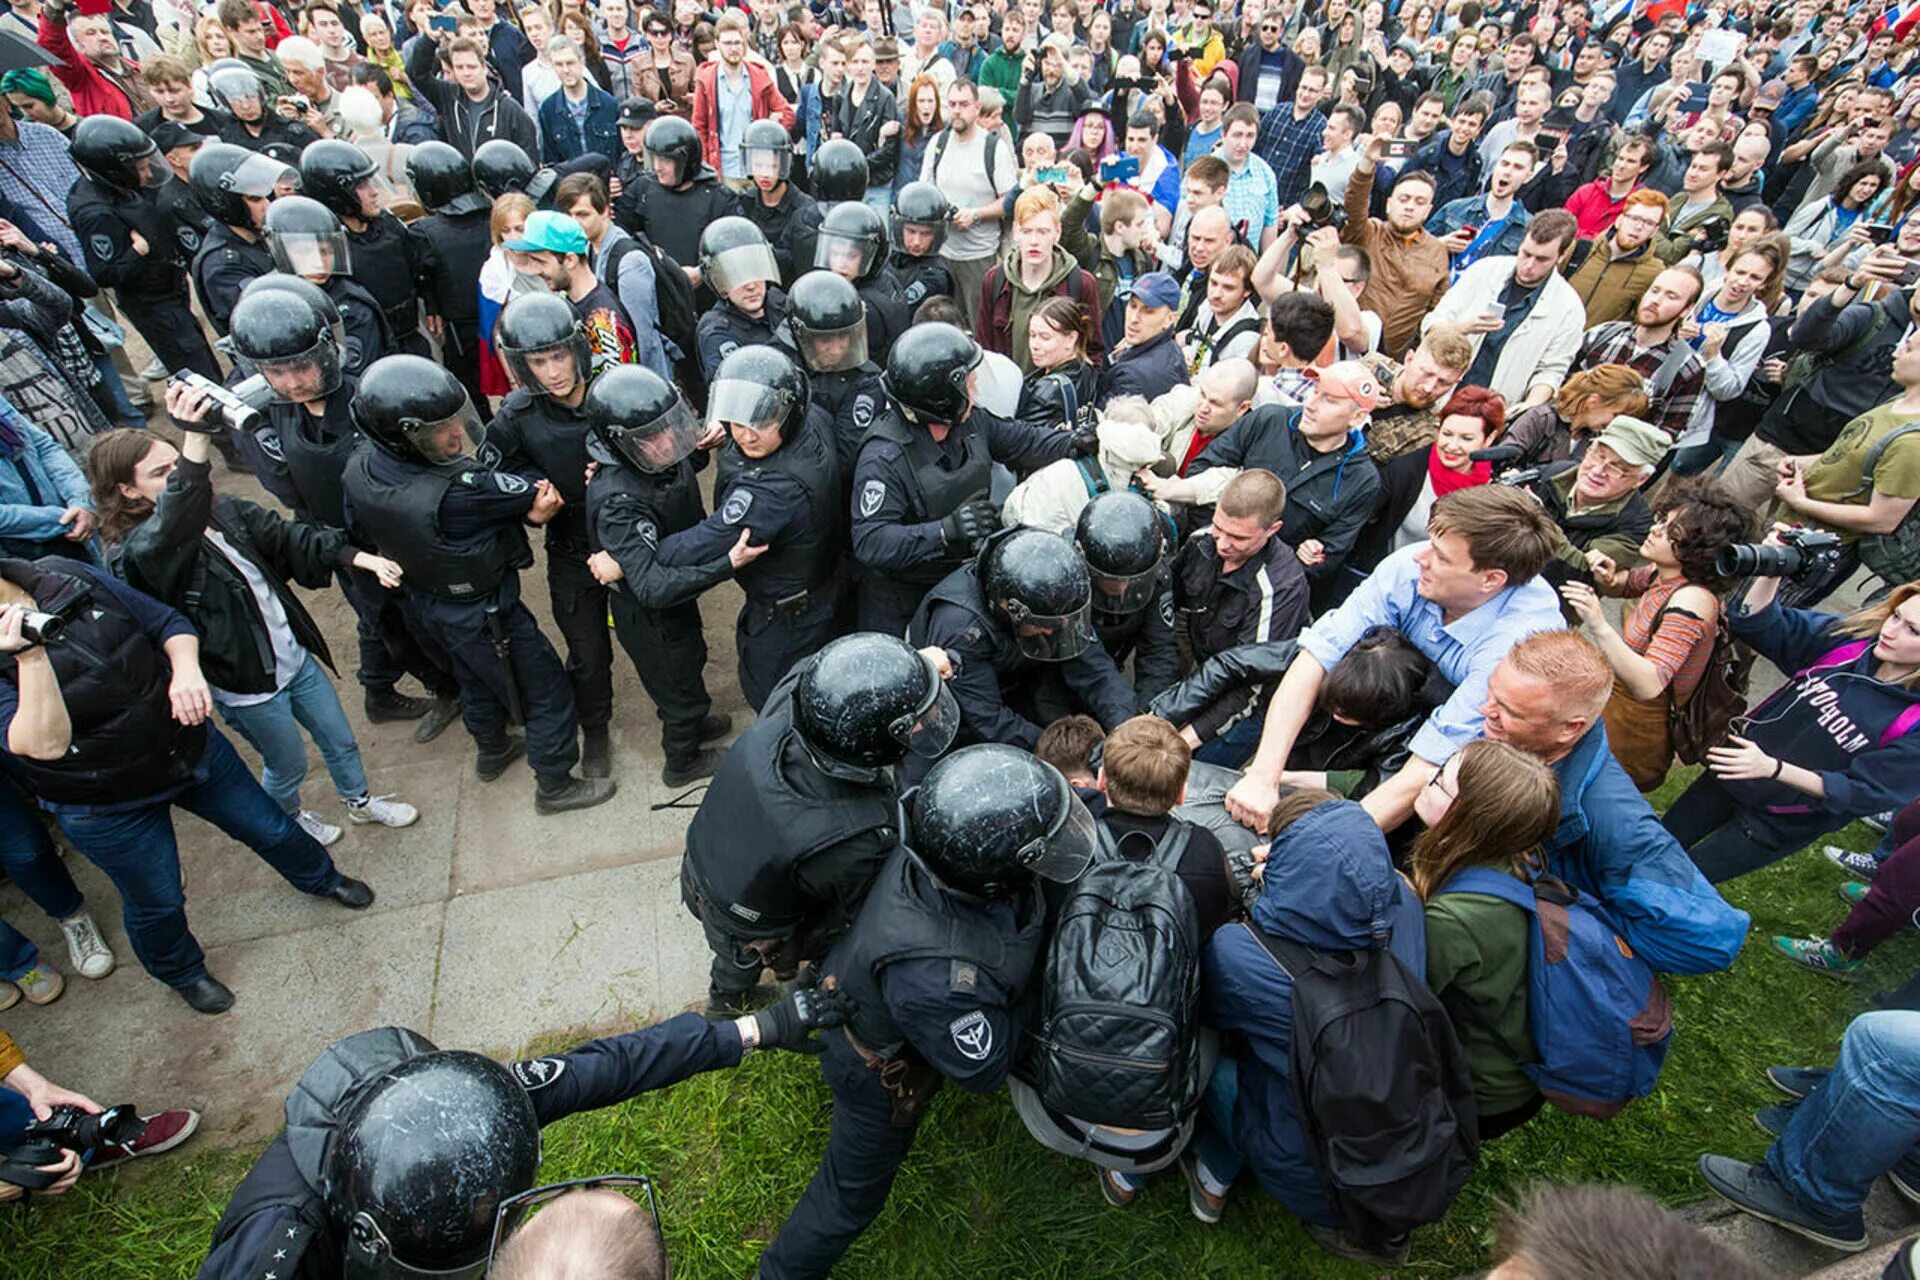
[{"xmin": 5, "ymin": 770, "xmax": 1915, "ymax": 1279}]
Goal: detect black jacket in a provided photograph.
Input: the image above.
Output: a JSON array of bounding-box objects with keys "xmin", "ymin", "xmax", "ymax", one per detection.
[
  {"xmin": 406, "ymin": 35, "xmax": 539, "ymax": 159},
  {"xmin": 112, "ymin": 456, "xmax": 353, "ymax": 695}
]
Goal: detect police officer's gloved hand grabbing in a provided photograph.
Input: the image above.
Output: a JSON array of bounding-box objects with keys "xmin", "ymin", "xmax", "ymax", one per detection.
[
  {"xmin": 1067, "ymin": 422, "xmax": 1099, "ymax": 459},
  {"xmin": 941, "ymin": 498, "xmax": 1000, "ymax": 549},
  {"xmin": 743, "ymin": 978, "xmax": 854, "ymax": 1055}
]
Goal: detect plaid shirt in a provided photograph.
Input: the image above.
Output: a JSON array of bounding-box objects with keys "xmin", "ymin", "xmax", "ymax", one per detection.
[
  {"xmin": 1255, "ymin": 104, "xmax": 1325, "ymax": 208},
  {"xmin": 0, "ymin": 123, "xmax": 79, "ymax": 265},
  {"xmin": 1219, "ymin": 153, "xmax": 1280, "ymax": 245},
  {"xmin": 1573, "ymin": 321, "xmax": 1704, "ymax": 442}
]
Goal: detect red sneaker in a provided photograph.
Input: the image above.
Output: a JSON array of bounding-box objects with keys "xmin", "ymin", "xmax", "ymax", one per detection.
[{"xmin": 87, "ymin": 1109, "xmax": 200, "ymax": 1169}]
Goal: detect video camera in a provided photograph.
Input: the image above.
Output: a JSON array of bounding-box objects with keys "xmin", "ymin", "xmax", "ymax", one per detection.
[
  {"xmin": 169, "ymin": 371, "xmax": 273, "ymax": 435},
  {"xmin": 1470, "ymin": 442, "xmax": 1545, "ymax": 488},
  {"xmin": 1715, "ymin": 528, "xmax": 1846, "ymax": 583}
]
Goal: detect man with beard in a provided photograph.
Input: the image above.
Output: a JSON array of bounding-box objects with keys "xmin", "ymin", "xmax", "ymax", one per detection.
[
  {"xmin": 1566, "ymin": 187, "xmax": 1670, "ymax": 325},
  {"xmin": 1354, "ymin": 325, "xmax": 1474, "ymax": 463},
  {"xmin": 1339, "ymin": 134, "xmax": 1451, "ymax": 359},
  {"xmin": 1569, "ymin": 266, "xmax": 1708, "ymax": 442}
]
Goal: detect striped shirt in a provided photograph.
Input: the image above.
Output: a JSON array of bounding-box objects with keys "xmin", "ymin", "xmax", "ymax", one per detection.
[{"xmin": 1622, "ymin": 567, "xmax": 1716, "ymax": 703}]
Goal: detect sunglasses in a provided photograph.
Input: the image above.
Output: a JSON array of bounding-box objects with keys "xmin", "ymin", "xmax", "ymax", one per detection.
[{"xmin": 489, "ymin": 1175, "xmax": 665, "ymax": 1267}]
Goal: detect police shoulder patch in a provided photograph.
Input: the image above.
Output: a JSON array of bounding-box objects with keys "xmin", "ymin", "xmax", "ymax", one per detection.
[
  {"xmin": 475, "ymin": 441, "xmax": 502, "ymax": 468},
  {"xmin": 948, "ymin": 1010, "xmax": 993, "ymax": 1062},
  {"xmin": 718, "ymin": 339, "xmax": 739, "ymax": 361},
  {"xmin": 89, "ymin": 234, "xmax": 114, "ymax": 262},
  {"xmin": 1159, "ymin": 593, "xmax": 1175, "ymax": 629},
  {"xmin": 509, "ymin": 1057, "xmax": 568, "ymax": 1092},
  {"xmin": 493, "ymin": 471, "xmax": 531, "ymax": 495},
  {"xmin": 635, "ymin": 518, "xmax": 658, "ymax": 547},
  {"xmin": 858, "ymin": 478, "xmax": 886, "ymax": 518},
  {"xmin": 851, "ymin": 394, "xmax": 876, "ymax": 430},
  {"xmin": 720, "ymin": 488, "xmax": 753, "ymax": 525}
]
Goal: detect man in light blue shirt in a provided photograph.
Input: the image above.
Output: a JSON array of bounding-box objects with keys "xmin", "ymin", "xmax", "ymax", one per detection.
[
  {"xmin": 1222, "ymin": 485, "xmax": 1567, "ymax": 833},
  {"xmin": 1216, "ymin": 103, "xmax": 1280, "ymax": 250}
]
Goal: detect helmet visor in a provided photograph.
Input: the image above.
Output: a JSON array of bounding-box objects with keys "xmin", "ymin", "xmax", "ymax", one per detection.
[
  {"xmin": 791, "ymin": 315, "xmax": 868, "ymax": 373},
  {"xmin": 500, "ymin": 334, "xmax": 589, "ymax": 399},
  {"xmin": 254, "ymin": 336, "xmax": 343, "ymax": 403},
  {"xmin": 345, "ymin": 1213, "xmax": 491, "ymax": 1280},
  {"xmin": 745, "ymin": 143, "xmax": 793, "ymax": 183},
  {"xmin": 208, "ymin": 66, "xmax": 263, "ymax": 111},
  {"xmin": 604, "ymin": 394, "xmax": 702, "ymax": 473},
  {"xmin": 815, "ymin": 228, "xmax": 880, "ymax": 280},
  {"xmin": 405, "ymin": 400, "xmax": 484, "ymax": 465},
  {"xmin": 137, "ymin": 153, "xmax": 171, "ymax": 190},
  {"xmin": 891, "ymin": 654, "xmax": 960, "ymax": 759},
  {"xmin": 890, "ymin": 211, "xmax": 949, "ymax": 256},
  {"xmin": 270, "ymin": 229, "xmax": 351, "ymax": 279},
  {"xmin": 227, "ymin": 151, "xmax": 297, "ymax": 198},
  {"xmin": 706, "ymin": 241, "xmax": 781, "ymax": 295},
  {"xmin": 707, "ymin": 377, "xmax": 795, "ymax": 438},
  {"xmin": 1088, "ymin": 561, "xmax": 1163, "ymax": 614},
  {"xmin": 1006, "ymin": 597, "xmax": 1094, "ymax": 662},
  {"xmin": 1017, "ymin": 783, "xmax": 1096, "ymax": 884}
]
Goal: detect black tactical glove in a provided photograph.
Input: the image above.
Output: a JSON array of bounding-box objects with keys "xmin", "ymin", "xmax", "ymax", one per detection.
[
  {"xmin": 941, "ymin": 497, "xmax": 1000, "ymax": 548},
  {"xmin": 750, "ymin": 980, "xmax": 854, "ymax": 1054},
  {"xmin": 1067, "ymin": 422, "xmax": 1099, "ymax": 458}
]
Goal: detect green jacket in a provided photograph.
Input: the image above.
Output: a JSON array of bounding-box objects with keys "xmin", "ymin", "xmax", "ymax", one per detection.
[
  {"xmin": 1653, "ymin": 192, "xmax": 1734, "ymax": 265},
  {"xmin": 1060, "ymin": 189, "xmax": 1155, "ymax": 315},
  {"xmin": 1425, "ymin": 889, "xmax": 1538, "ymax": 1116},
  {"xmin": 979, "ymin": 47, "xmax": 1026, "ymax": 99}
]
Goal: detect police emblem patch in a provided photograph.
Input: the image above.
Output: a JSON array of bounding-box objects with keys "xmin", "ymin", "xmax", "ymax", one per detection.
[
  {"xmin": 89, "ymin": 235, "xmax": 113, "ymax": 262},
  {"xmin": 851, "ymin": 395, "xmax": 875, "ymax": 430},
  {"xmin": 475, "ymin": 442, "xmax": 502, "ymax": 468},
  {"xmin": 493, "ymin": 471, "xmax": 531, "ymax": 494},
  {"xmin": 636, "ymin": 518, "xmax": 658, "ymax": 547},
  {"xmin": 859, "ymin": 479, "xmax": 886, "ymax": 517},
  {"xmin": 1160, "ymin": 594, "xmax": 1175, "ymax": 628},
  {"xmin": 949, "ymin": 1010, "xmax": 992, "ymax": 1061},
  {"xmin": 509, "ymin": 1057, "xmax": 567, "ymax": 1091},
  {"xmin": 720, "ymin": 489, "xmax": 754, "ymax": 524}
]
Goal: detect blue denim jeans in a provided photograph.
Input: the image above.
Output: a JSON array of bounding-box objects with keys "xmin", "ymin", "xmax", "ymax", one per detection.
[
  {"xmin": 0, "ymin": 778, "xmax": 81, "ymax": 921},
  {"xmin": 1194, "ymin": 716, "xmax": 1262, "ymax": 769},
  {"xmin": 1768, "ymin": 1010, "xmax": 1920, "ymax": 1214},
  {"xmin": 52, "ymin": 728, "xmax": 342, "ymax": 988},
  {"xmin": 0, "ymin": 916, "xmax": 38, "ymax": 982},
  {"xmin": 0, "ymin": 1085, "xmax": 30, "ymax": 1149},
  {"xmin": 216, "ymin": 652, "xmax": 369, "ymax": 813},
  {"xmin": 1193, "ymin": 1053, "xmax": 1247, "ymax": 1189}
]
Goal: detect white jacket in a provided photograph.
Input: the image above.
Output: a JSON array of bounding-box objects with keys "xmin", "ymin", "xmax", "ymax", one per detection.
[
  {"xmin": 1425, "ymin": 256, "xmax": 1587, "ymax": 407},
  {"xmin": 1001, "ymin": 419, "xmax": 1168, "ymax": 533}
]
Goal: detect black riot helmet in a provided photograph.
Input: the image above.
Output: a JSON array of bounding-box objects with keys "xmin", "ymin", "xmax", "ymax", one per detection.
[
  {"xmin": 699, "ymin": 216, "xmax": 780, "ymax": 297},
  {"xmin": 814, "ymin": 199, "xmax": 887, "ymax": 283},
  {"xmin": 642, "ymin": 116, "xmax": 701, "ymax": 188},
  {"xmin": 300, "ymin": 138, "xmax": 379, "ymax": 220},
  {"xmin": 980, "ymin": 527, "xmax": 1096, "ymax": 661},
  {"xmin": 264, "ymin": 194, "xmax": 351, "ymax": 279},
  {"xmin": 1075, "ymin": 491, "xmax": 1167, "ymax": 616},
  {"xmin": 787, "ymin": 270, "xmax": 868, "ymax": 373},
  {"xmin": 495, "ymin": 292, "xmax": 589, "ymax": 399},
  {"xmin": 326, "ymin": 1050, "xmax": 541, "ymax": 1280},
  {"xmin": 909, "ymin": 744, "xmax": 1096, "ymax": 900},
  {"xmin": 205, "ymin": 61, "xmax": 265, "ymax": 118},
  {"xmin": 188, "ymin": 141, "xmax": 293, "ymax": 228},
  {"xmin": 742, "ymin": 117, "xmax": 792, "ymax": 186},
  {"xmin": 794, "ymin": 633, "xmax": 959, "ymax": 776},
  {"xmin": 581, "ymin": 364, "xmax": 703, "ymax": 474},
  {"xmin": 472, "ymin": 138, "xmax": 538, "ymax": 201},
  {"xmin": 352, "ymin": 355, "xmax": 484, "ymax": 467},
  {"xmin": 882, "ymin": 322, "xmax": 981, "ymax": 427},
  {"xmin": 706, "ymin": 344, "xmax": 809, "ymax": 444},
  {"xmin": 809, "ymin": 138, "xmax": 868, "ymax": 203},
  {"xmin": 406, "ymin": 140, "xmax": 484, "ymax": 214},
  {"xmin": 229, "ymin": 280, "xmax": 344, "ymax": 403},
  {"xmin": 71, "ymin": 116, "xmax": 165, "ymax": 197},
  {"xmin": 890, "ymin": 180, "xmax": 954, "ymax": 257}
]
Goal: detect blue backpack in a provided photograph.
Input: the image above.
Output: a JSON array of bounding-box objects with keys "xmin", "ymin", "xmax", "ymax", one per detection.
[{"xmin": 1438, "ymin": 869, "xmax": 1673, "ymax": 1119}]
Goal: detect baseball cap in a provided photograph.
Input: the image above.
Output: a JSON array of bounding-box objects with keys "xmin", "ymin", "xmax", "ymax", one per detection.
[
  {"xmin": 1752, "ymin": 81, "xmax": 1787, "ymax": 111},
  {"xmin": 504, "ymin": 209, "xmax": 590, "ymax": 257},
  {"xmin": 150, "ymin": 121, "xmax": 206, "ymax": 153},
  {"xmin": 618, "ymin": 96, "xmax": 657, "ymax": 128},
  {"xmin": 1304, "ymin": 360, "xmax": 1383, "ymax": 411},
  {"xmin": 1132, "ymin": 272, "xmax": 1180, "ymax": 310},
  {"xmin": 1594, "ymin": 415, "xmax": 1669, "ymax": 468}
]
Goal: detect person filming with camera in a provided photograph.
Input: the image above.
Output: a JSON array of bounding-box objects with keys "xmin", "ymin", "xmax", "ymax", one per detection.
[{"xmin": 1662, "ymin": 526, "xmax": 1920, "ymax": 885}]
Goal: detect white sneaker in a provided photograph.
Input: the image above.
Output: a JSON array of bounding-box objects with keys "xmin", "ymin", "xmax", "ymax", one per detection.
[
  {"xmin": 139, "ymin": 355, "xmax": 168, "ymax": 380},
  {"xmin": 1823, "ymin": 845, "xmax": 1884, "ymax": 879},
  {"xmin": 295, "ymin": 810, "xmax": 343, "ymax": 846},
  {"xmin": 344, "ymin": 794, "xmax": 419, "ymax": 829},
  {"xmin": 60, "ymin": 912, "xmax": 115, "ymax": 979}
]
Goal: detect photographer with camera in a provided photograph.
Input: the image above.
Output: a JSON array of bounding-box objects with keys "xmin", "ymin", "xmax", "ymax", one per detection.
[
  {"xmin": 1652, "ymin": 143, "xmax": 1736, "ymax": 265},
  {"xmin": 1663, "ymin": 526, "xmax": 1920, "ymax": 885}
]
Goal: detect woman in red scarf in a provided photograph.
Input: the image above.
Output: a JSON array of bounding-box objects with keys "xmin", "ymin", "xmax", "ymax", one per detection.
[{"xmin": 1342, "ymin": 386, "xmax": 1504, "ymax": 587}]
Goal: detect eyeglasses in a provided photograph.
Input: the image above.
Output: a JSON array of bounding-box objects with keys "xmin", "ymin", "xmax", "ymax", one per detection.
[
  {"xmin": 1425, "ymin": 768, "xmax": 1456, "ymax": 798},
  {"xmin": 488, "ymin": 1174, "xmax": 663, "ymax": 1266}
]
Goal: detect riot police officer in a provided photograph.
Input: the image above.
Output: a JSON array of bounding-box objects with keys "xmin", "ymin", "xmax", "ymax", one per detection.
[
  {"xmin": 695, "ymin": 216, "xmax": 787, "ymax": 382},
  {"xmin": 196, "ymin": 990, "xmax": 846, "ymax": 1278},
  {"xmin": 408, "ymin": 141, "xmax": 495, "ymax": 411},
  {"xmin": 230, "ymin": 280, "xmax": 463, "ymax": 738},
  {"xmin": 851, "ymin": 323, "xmax": 1094, "ymax": 636},
  {"xmin": 610, "ymin": 96, "xmax": 654, "ymax": 214},
  {"xmin": 739, "ymin": 117, "xmax": 817, "ymax": 286},
  {"xmin": 888, "ymin": 181, "xmax": 955, "ymax": 311},
  {"xmin": 757, "ymin": 744, "xmax": 1092, "ymax": 1280},
  {"xmin": 208, "ymin": 63, "xmax": 321, "ymax": 157},
  {"xmin": 907, "ymin": 527, "xmax": 1138, "ymax": 767},
  {"xmin": 681, "ymin": 632, "xmax": 956, "ymax": 1014},
  {"xmin": 300, "ymin": 139, "xmax": 436, "ymax": 357},
  {"xmin": 483, "ymin": 293, "xmax": 619, "ymax": 778},
  {"xmin": 813, "ymin": 200, "xmax": 908, "ymax": 359},
  {"xmin": 620, "ymin": 116, "xmax": 736, "ymax": 289},
  {"xmin": 187, "ymin": 142, "xmax": 290, "ymax": 337},
  {"xmin": 340, "ymin": 354, "xmax": 615, "ymax": 813},
  {"xmin": 153, "ymin": 125, "xmax": 215, "ymax": 265},
  {"xmin": 1075, "ymin": 491, "xmax": 1179, "ymax": 711},
  {"xmin": 472, "ymin": 137, "xmax": 547, "ymax": 203},
  {"xmin": 263, "ymin": 195, "xmax": 392, "ymax": 374},
  {"xmin": 780, "ymin": 269, "xmax": 884, "ymax": 472},
  {"xmin": 68, "ymin": 116, "xmax": 223, "ymax": 383},
  {"xmin": 582, "ymin": 365, "xmax": 742, "ymax": 785},
  {"xmin": 651, "ymin": 345, "xmax": 843, "ymax": 711},
  {"xmin": 788, "ymin": 137, "xmax": 863, "ymax": 284}
]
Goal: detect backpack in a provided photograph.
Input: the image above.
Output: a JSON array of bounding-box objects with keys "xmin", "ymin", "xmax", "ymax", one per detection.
[
  {"xmin": 1028, "ymin": 821, "xmax": 1204, "ymax": 1131},
  {"xmin": 1668, "ymin": 610, "xmax": 1755, "ymax": 767},
  {"xmin": 928, "ymin": 123, "xmax": 1008, "ymax": 195},
  {"xmin": 1844, "ymin": 420, "xmax": 1920, "ymax": 587},
  {"xmin": 1437, "ymin": 868, "xmax": 1673, "ymax": 1119},
  {"xmin": 604, "ymin": 229, "xmax": 699, "ymax": 364},
  {"xmin": 1248, "ymin": 925, "xmax": 1480, "ymax": 1245}
]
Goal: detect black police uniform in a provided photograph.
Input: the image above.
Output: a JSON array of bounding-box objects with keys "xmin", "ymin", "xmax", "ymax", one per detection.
[
  {"xmin": 757, "ymin": 846, "xmax": 1044, "ymax": 1280},
  {"xmin": 413, "ymin": 200, "xmax": 494, "ymax": 408},
  {"xmin": 584, "ymin": 447, "xmax": 723, "ymax": 763},
  {"xmin": 344, "ymin": 211, "xmax": 434, "ymax": 357},
  {"xmin": 271, "ymin": 379, "xmax": 461, "ymax": 706},
  {"xmin": 322, "ymin": 275, "xmax": 394, "ymax": 376},
  {"xmin": 696, "ymin": 287, "xmax": 788, "ymax": 383},
  {"xmin": 483, "ymin": 383, "xmax": 617, "ymax": 736},
  {"xmin": 654, "ymin": 411, "xmax": 843, "ymax": 711},
  {"xmin": 341, "ymin": 444, "xmax": 582, "ymax": 775},
  {"xmin": 787, "ymin": 349, "xmax": 884, "ymax": 474},
  {"xmin": 741, "ymin": 182, "xmax": 819, "ymax": 286},
  {"xmin": 195, "ymin": 1016, "xmax": 754, "ymax": 1280},
  {"xmin": 856, "ymin": 267, "xmax": 910, "ymax": 359},
  {"xmin": 888, "ymin": 249, "xmax": 952, "ymax": 312},
  {"xmin": 216, "ymin": 114, "xmax": 319, "ymax": 157},
  {"xmin": 850, "ymin": 406, "xmax": 1077, "ymax": 636},
  {"xmin": 680, "ymin": 666, "xmax": 898, "ymax": 1002},
  {"xmin": 69, "ymin": 175, "xmax": 221, "ymax": 381},
  {"xmin": 157, "ymin": 175, "xmax": 214, "ymax": 264},
  {"xmin": 907, "ymin": 560, "xmax": 1138, "ymax": 755},
  {"xmin": 190, "ymin": 222, "xmax": 276, "ymax": 337},
  {"xmin": 616, "ymin": 169, "xmax": 738, "ymax": 283},
  {"xmin": 1091, "ymin": 567, "xmax": 1180, "ymax": 712}
]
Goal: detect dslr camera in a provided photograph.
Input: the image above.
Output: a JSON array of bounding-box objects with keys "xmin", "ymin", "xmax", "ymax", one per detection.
[
  {"xmin": 1298, "ymin": 182, "xmax": 1347, "ymax": 231},
  {"xmin": 1691, "ymin": 214, "xmax": 1731, "ymax": 254},
  {"xmin": 21, "ymin": 1104, "xmax": 146, "ymax": 1154},
  {"xmin": 1715, "ymin": 528, "xmax": 1846, "ymax": 583},
  {"xmin": 169, "ymin": 371, "xmax": 273, "ymax": 435}
]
